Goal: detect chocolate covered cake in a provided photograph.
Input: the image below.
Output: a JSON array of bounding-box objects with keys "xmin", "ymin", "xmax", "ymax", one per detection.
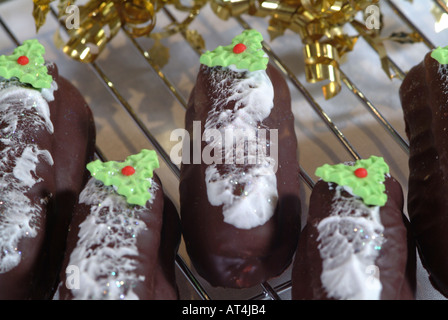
[
  {"xmin": 54, "ymin": 150, "xmax": 181, "ymax": 300},
  {"xmin": 292, "ymin": 156, "xmax": 415, "ymax": 300},
  {"xmin": 179, "ymin": 29, "xmax": 301, "ymax": 288},
  {"xmin": 399, "ymin": 45, "xmax": 448, "ymax": 296},
  {"xmin": 0, "ymin": 39, "xmax": 96, "ymax": 299}
]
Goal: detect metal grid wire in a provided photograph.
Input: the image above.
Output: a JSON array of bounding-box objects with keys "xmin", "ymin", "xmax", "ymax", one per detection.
[{"xmin": 0, "ymin": 0, "xmax": 446, "ymax": 300}]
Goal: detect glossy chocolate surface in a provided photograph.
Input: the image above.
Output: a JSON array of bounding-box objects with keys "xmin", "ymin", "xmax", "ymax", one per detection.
[
  {"xmin": 0, "ymin": 63, "xmax": 96, "ymax": 299},
  {"xmin": 292, "ymin": 176, "xmax": 415, "ymax": 300},
  {"xmin": 180, "ymin": 64, "xmax": 301, "ymax": 288},
  {"xmin": 400, "ymin": 52, "xmax": 448, "ymax": 296},
  {"xmin": 55, "ymin": 174, "xmax": 181, "ymax": 300}
]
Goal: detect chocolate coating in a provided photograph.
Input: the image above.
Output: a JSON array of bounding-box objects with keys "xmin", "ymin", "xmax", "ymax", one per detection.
[
  {"xmin": 399, "ymin": 52, "xmax": 448, "ymax": 296},
  {"xmin": 291, "ymin": 176, "xmax": 415, "ymax": 300},
  {"xmin": 55, "ymin": 174, "xmax": 181, "ymax": 300},
  {"xmin": 0, "ymin": 63, "xmax": 96, "ymax": 299},
  {"xmin": 180, "ymin": 64, "xmax": 301, "ymax": 288}
]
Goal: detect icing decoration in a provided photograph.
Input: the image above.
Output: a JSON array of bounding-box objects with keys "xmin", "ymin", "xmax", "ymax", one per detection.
[
  {"xmin": 86, "ymin": 149, "xmax": 160, "ymax": 206},
  {"xmin": 0, "ymin": 86, "xmax": 54, "ymax": 273},
  {"xmin": 17, "ymin": 56, "xmax": 29, "ymax": 66},
  {"xmin": 204, "ymin": 60, "xmax": 277, "ymax": 229},
  {"xmin": 199, "ymin": 29, "xmax": 268, "ymax": 72},
  {"xmin": 233, "ymin": 43, "xmax": 247, "ymax": 54},
  {"xmin": 354, "ymin": 167, "xmax": 368, "ymax": 178},
  {"xmin": 121, "ymin": 166, "xmax": 136, "ymax": 176},
  {"xmin": 315, "ymin": 156, "xmax": 389, "ymax": 206},
  {"xmin": 65, "ymin": 177, "xmax": 159, "ymax": 299},
  {"xmin": 431, "ymin": 45, "xmax": 448, "ymax": 65},
  {"xmin": 317, "ymin": 186, "xmax": 384, "ymax": 300},
  {"xmin": 0, "ymin": 39, "xmax": 53, "ymax": 89}
]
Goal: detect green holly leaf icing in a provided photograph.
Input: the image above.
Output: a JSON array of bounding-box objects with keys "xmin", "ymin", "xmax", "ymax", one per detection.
[
  {"xmin": 431, "ymin": 45, "xmax": 448, "ymax": 65},
  {"xmin": 86, "ymin": 149, "xmax": 160, "ymax": 207},
  {"xmin": 0, "ymin": 39, "xmax": 53, "ymax": 89},
  {"xmin": 199, "ymin": 29, "xmax": 268, "ymax": 71},
  {"xmin": 315, "ymin": 156, "xmax": 390, "ymax": 207}
]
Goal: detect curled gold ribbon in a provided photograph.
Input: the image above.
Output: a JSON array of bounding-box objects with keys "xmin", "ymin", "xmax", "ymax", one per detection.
[
  {"xmin": 114, "ymin": 0, "xmax": 156, "ymax": 37},
  {"xmin": 33, "ymin": 0, "xmax": 205, "ymax": 63},
  {"xmin": 61, "ymin": 1, "xmax": 122, "ymax": 63},
  {"xmin": 32, "ymin": 0, "xmax": 424, "ymax": 84},
  {"xmin": 33, "ymin": 0, "xmax": 55, "ymax": 32},
  {"xmin": 272, "ymin": 0, "xmax": 376, "ymax": 99},
  {"xmin": 304, "ymin": 41, "xmax": 341, "ymax": 100},
  {"xmin": 210, "ymin": 0, "xmax": 260, "ymax": 20}
]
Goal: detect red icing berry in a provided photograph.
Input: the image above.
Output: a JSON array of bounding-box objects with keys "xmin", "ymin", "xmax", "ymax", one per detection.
[
  {"xmin": 233, "ymin": 43, "xmax": 247, "ymax": 54},
  {"xmin": 354, "ymin": 168, "xmax": 368, "ymax": 178},
  {"xmin": 121, "ymin": 166, "xmax": 136, "ymax": 176},
  {"xmin": 17, "ymin": 56, "xmax": 29, "ymax": 66}
]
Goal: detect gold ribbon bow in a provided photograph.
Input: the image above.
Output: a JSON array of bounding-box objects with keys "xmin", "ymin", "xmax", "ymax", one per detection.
[
  {"xmin": 265, "ymin": 0, "xmax": 377, "ymax": 99},
  {"xmin": 211, "ymin": 0, "xmax": 378, "ymax": 99},
  {"xmin": 209, "ymin": 0, "xmax": 427, "ymax": 99},
  {"xmin": 31, "ymin": 0, "xmax": 425, "ymax": 92}
]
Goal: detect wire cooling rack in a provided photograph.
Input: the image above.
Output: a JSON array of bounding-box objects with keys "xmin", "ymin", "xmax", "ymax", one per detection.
[{"xmin": 0, "ymin": 0, "xmax": 447, "ymax": 300}]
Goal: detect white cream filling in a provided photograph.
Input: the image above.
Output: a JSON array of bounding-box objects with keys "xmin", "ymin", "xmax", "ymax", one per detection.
[
  {"xmin": 204, "ymin": 66, "xmax": 278, "ymax": 229},
  {"xmin": 317, "ymin": 184, "xmax": 384, "ymax": 300},
  {"xmin": 58, "ymin": 178, "xmax": 158, "ymax": 300},
  {"xmin": 0, "ymin": 85, "xmax": 55, "ymax": 273}
]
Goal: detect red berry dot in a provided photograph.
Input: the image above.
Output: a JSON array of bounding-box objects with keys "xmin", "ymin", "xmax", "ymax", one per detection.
[
  {"xmin": 233, "ymin": 43, "xmax": 247, "ymax": 54},
  {"xmin": 17, "ymin": 56, "xmax": 29, "ymax": 66},
  {"xmin": 354, "ymin": 168, "xmax": 368, "ymax": 178},
  {"xmin": 121, "ymin": 166, "xmax": 136, "ymax": 176}
]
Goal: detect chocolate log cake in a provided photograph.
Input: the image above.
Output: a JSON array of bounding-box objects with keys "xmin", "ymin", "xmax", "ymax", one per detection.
[
  {"xmin": 399, "ymin": 46, "xmax": 448, "ymax": 296},
  {"xmin": 179, "ymin": 29, "xmax": 301, "ymax": 288},
  {"xmin": 292, "ymin": 156, "xmax": 416, "ymax": 300},
  {"xmin": 54, "ymin": 150, "xmax": 181, "ymax": 300},
  {"xmin": 0, "ymin": 39, "xmax": 96, "ymax": 299}
]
